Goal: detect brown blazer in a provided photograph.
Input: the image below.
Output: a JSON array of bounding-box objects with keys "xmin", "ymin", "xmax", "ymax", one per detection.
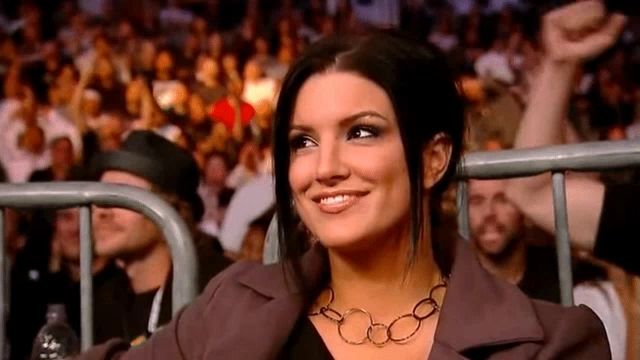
[{"xmin": 79, "ymin": 239, "xmax": 610, "ymax": 359}]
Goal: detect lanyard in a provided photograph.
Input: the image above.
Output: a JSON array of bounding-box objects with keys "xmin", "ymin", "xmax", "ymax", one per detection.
[{"xmin": 147, "ymin": 286, "xmax": 164, "ymax": 335}]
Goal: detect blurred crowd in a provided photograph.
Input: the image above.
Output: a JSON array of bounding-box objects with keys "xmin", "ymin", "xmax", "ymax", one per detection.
[{"xmin": 1, "ymin": 0, "xmax": 640, "ymax": 359}]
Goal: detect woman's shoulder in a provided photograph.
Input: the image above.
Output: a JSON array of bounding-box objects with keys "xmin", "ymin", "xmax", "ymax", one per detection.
[
  {"xmin": 530, "ymin": 300, "xmax": 611, "ymax": 358},
  {"xmin": 199, "ymin": 260, "xmax": 286, "ymax": 303}
]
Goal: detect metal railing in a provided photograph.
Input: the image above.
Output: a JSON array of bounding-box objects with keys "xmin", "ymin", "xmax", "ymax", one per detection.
[
  {"xmin": 265, "ymin": 139, "xmax": 640, "ymax": 307},
  {"xmin": 0, "ymin": 182, "xmax": 199, "ymax": 354}
]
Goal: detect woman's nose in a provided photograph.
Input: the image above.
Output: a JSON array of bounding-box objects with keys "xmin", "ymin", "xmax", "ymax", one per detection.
[{"xmin": 315, "ymin": 140, "xmax": 349, "ymax": 184}]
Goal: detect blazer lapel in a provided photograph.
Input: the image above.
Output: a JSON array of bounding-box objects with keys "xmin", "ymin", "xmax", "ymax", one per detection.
[
  {"xmin": 432, "ymin": 238, "xmax": 544, "ymax": 357},
  {"xmin": 208, "ymin": 244, "xmax": 328, "ymax": 360}
]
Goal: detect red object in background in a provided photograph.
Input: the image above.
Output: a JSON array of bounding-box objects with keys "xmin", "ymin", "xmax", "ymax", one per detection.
[{"xmin": 209, "ymin": 98, "xmax": 256, "ymax": 132}]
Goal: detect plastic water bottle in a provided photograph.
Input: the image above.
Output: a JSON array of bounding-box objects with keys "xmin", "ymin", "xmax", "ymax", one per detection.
[{"xmin": 30, "ymin": 304, "xmax": 80, "ymax": 360}]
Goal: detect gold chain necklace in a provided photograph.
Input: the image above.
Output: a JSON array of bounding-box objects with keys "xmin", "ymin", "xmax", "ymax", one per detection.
[{"xmin": 309, "ymin": 279, "xmax": 447, "ymax": 347}]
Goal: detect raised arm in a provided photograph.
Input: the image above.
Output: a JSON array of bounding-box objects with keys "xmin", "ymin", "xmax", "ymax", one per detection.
[
  {"xmin": 506, "ymin": 1, "xmax": 626, "ymax": 251},
  {"xmin": 69, "ymin": 60, "xmax": 95, "ymax": 134}
]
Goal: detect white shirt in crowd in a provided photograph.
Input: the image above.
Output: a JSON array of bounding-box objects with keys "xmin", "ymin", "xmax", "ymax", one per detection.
[
  {"xmin": 0, "ymin": 101, "xmax": 49, "ymax": 183},
  {"xmin": 242, "ymin": 78, "xmax": 278, "ymax": 109},
  {"xmin": 219, "ymin": 173, "xmax": 274, "ymax": 253},
  {"xmin": 474, "ymin": 50, "xmax": 515, "ymax": 85},
  {"xmin": 574, "ymin": 281, "xmax": 627, "ymax": 360}
]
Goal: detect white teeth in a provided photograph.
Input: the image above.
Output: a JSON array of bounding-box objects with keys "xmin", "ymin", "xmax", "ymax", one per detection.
[{"xmin": 320, "ymin": 195, "xmax": 352, "ymax": 205}]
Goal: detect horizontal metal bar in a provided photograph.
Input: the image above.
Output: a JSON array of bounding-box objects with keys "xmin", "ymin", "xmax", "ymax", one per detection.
[
  {"xmin": 460, "ymin": 140, "xmax": 640, "ymax": 179},
  {"xmin": 0, "ymin": 182, "xmax": 198, "ymax": 315}
]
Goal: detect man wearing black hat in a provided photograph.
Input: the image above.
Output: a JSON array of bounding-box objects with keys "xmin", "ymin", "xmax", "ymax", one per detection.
[{"xmin": 91, "ymin": 130, "xmax": 232, "ymax": 345}]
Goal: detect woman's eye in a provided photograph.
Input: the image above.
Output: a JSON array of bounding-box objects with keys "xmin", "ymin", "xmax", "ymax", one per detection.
[
  {"xmin": 289, "ymin": 135, "xmax": 316, "ymax": 151},
  {"xmin": 347, "ymin": 126, "xmax": 378, "ymax": 140}
]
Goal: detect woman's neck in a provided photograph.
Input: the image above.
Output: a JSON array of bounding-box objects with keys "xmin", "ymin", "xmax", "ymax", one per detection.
[{"xmin": 325, "ymin": 232, "xmax": 444, "ymax": 323}]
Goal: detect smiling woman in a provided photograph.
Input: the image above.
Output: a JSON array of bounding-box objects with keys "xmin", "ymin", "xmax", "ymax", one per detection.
[{"xmin": 80, "ymin": 21, "xmax": 612, "ymax": 360}]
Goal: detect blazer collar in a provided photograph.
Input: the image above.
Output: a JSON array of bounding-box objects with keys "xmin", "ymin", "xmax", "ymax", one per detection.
[
  {"xmin": 235, "ymin": 243, "xmax": 328, "ymax": 299},
  {"xmin": 434, "ymin": 238, "xmax": 545, "ymax": 353},
  {"xmin": 232, "ymin": 238, "xmax": 544, "ymax": 353}
]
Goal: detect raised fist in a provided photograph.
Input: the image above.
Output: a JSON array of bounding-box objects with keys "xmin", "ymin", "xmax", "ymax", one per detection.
[{"xmin": 543, "ymin": 1, "xmax": 626, "ymax": 63}]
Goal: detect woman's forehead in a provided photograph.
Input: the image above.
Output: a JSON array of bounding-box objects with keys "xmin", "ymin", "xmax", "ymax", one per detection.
[{"xmin": 291, "ymin": 71, "xmax": 396, "ymax": 127}]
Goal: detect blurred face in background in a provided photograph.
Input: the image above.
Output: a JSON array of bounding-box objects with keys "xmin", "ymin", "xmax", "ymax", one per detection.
[
  {"xmin": 222, "ymin": 54, "xmax": 238, "ymax": 76},
  {"xmin": 51, "ymin": 137, "xmax": 73, "ymax": 167},
  {"xmin": 243, "ymin": 60, "xmax": 263, "ymax": 81},
  {"xmin": 51, "ymin": 137, "xmax": 74, "ymax": 168},
  {"xmin": 21, "ymin": 126, "xmax": 45, "ymax": 154},
  {"xmin": 93, "ymin": 171, "xmax": 162, "ymax": 259},
  {"xmin": 98, "ymin": 115, "xmax": 124, "ymax": 151},
  {"xmin": 54, "ymin": 208, "xmax": 81, "ymax": 262},
  {"xmin": 468, "ymin": 179, "xmax": 524, "ymax": 261},
  {"xmin": 139, "ymin": 41, "xmax": 157, "ymax": 70},
  {"xmin": 95, "ymin": 56, "xmax": 115, "ymax": 81},
  {"xmin": 82, "ymin": 91, "xmax": 102, "ymax": 117},
  {"xmin": 198, "ymin": 57, "xmax": 219, "ymax": 83},
  {"xmin": 204, "ymin": 154, "xmax": 228, "ymax": 188},
  {"xmin": 155, "ymin": 51, "xmax": 174, "ymax": 74},
  {"xmin": 173, "ymin": 82, "xmax": 189, "ymax": 108},
  {"xmin": 208, "ymin": 33, "xmax": 223, "ymax": 58},
  {"xmin": 255, "ymin": 37, "xmax": 269, "ymax": 56},
  {"xmin": 188, "ymin": 94, "xmax": 207, "ymax": 124}
]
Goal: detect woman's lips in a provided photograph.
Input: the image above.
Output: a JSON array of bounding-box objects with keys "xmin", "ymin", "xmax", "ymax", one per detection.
[{"xmin": 316, "ymin": 193, "xmax": 361, "ymax": 214}]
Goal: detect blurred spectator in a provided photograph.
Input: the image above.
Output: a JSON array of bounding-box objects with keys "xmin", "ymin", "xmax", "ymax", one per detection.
[
  {"xmin": 29, "ymin": 136, "xmax": 75, "ymax": 181},
  {"xmin": 91, "ymin": 130, "xmax": 231, "ymax": 344},
  {"xmin": 428, "ymin": 8, "xmax": 458, "ymax": 53},
  {"xmin": 198, "ymin": 152, "xmax": 232, "ymax": 237},
  {"xmin": 193, "ymin": 56, "xmax": 227, "ymax": 106},
  {"xmin": 210, "ymin": 78, "xmax": 255, "ymax": 143},
  {"xmin": 468, "ymin": 178, "xmax": 561, "ymax": 303},
  {"xmin": 237, "ymin": 205, "xmax": 275, "ymax": 262},
  {"xmin": 0, "ymin": 93, "xmax": 50, "ymax": 182},
  {"xmin": 219, "ymin": 140, "xmax": 274, "ymax": 254},
  {"xmin": 474, "ymin": 36, "xmax": 515, "ymax": 85},
  {"xmin": 241, "ymin": 58, "xmax": 278, "ymax": 109}
]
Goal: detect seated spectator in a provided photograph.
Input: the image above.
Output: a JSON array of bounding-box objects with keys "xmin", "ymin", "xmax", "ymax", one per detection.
[
  {"xmin": 0, "ymin": 123, "xmax": 49, "ymax": 183},
  {"xmin": 193, "ymin": 56, "xmax": 227, "ymax": 106},
  {"xmin": 87, "ymin": 55, "xmax": 126, "ymax": 113},
  {"xmin": 91, "ymin": 130, "xmax": 232, "ymax": 345},
  {"xmin": 198, "ymin": 151, "xmax": 231, "ymax": 237},
  {"xmin": 236, "ymin": 205, "xmax": 275, "ymax": 262},
  {"xmin": 210, "ymin": 79, "xmax": 255, "ymax": 143},
  {"xmin": 29, "ymin": 136, "xmax": 75, "ymax": 181},
  {"xmin": 242, "ymin": 58, "xmax": 278, "ymax": 109},
  {"xmin": 468, "ymin": 177, "xmax": 561, "ymax": 303},
  {"xmin": 225, "ymin": 140, "xmax": 261, "ymax": 189}
]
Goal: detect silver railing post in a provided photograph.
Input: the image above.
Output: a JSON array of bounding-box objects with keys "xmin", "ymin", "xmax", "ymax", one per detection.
[
  {"xmin": 0, "ymin": 182, "xmax": 198, "ymax": 348},
  {"xmin": 551, "ymin": 173, "xmax": 575, "ymax": 306},
  {"xmin": 79, "ymin": 206, "xmax": 93, "ymax": 350}
]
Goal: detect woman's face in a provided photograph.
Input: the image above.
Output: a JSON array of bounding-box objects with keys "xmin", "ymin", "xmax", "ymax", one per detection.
[{"xmin": 288, "ymin": 71, "xmax": 411, "ymax": 252}]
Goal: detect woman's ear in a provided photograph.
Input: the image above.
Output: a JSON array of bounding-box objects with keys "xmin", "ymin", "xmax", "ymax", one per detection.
[{"xmin": 423, "ymin": 133, "xmax": 453, "ymax": 189}]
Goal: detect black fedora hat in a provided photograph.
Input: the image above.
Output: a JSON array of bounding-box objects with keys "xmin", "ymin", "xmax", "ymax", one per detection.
[{"xmin": 92, "ymin": 130, "xmax": 204, "ymax": 221}]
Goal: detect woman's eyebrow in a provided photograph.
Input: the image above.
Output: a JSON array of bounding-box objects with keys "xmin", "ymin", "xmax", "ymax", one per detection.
[
  {"xmin": 338, "ymin": 111, "xmax": 390, "ymax": 126},
  {"xmin": 290, "ymin": 111, "xmax": 390, "ymax": 133}
]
